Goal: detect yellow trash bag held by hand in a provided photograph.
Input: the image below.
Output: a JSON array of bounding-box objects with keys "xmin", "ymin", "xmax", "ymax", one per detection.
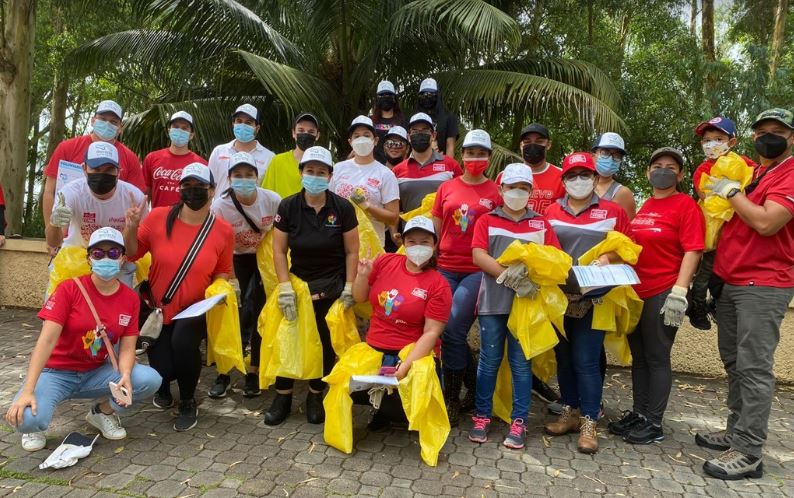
[
  {"xmin": 699, "ymin": 152, "xmax": 754, "ymax": 251},
  {"xmin": 47, "ymin": 246, "xmax": 91, "ymax": 296},
  {"xmin": 353, "ymin": 203, "xmax": 384, "ymax": 260},
  {"xmin": 400, "ymin": 193, "xmax": 436, "ymax": 222},
  {"xmin": 326, "ymin": 300, "xmax": 361, "ymax": 356},
  {"xmin": 205, "ymin": 279, "xmax": 246, "ymax": 375},
  {"xmin": 133, "ymin": 252, "xmax": 152, "ymax": 286}
]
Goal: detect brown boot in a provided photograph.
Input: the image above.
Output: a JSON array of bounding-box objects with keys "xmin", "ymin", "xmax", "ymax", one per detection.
[
  {"xmin": 544, "ymin": 405, "xmax": 581, "ymax": 436},
  {"xmin": 577, "ymin": 416, "xmax": 598, "ymax": 454}
]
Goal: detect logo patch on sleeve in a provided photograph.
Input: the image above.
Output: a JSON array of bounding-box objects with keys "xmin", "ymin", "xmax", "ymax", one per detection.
[{"xmin": 119, "ymin": 314, "xmax": 132, "ymax": 327}]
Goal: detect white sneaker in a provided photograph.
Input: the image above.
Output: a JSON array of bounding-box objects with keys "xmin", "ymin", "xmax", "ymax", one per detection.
[
  {"xmin": 21, "ymin": 432, "xmax": 46, "ymax": 451},
  {"xmin": 86, "ymin": 409, "xmax": 127, "ymax": 440}
]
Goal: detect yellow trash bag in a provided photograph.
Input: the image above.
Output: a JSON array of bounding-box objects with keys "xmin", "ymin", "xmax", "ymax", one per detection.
[
  {"xmin": 578, "ymin": 231, "xmax": 642, "ymax": 266},
  {"xmin": 698, "ymin": 152, "xmax": 754, "ymax": 251},
  {"xmin": 256, "ymin": 230, "xmax": 281, "ymax": 299},
  {"xmin": 205, "ymin": 279, "xmax": 246, "ymax": 375},
  {"xmin": 326, "ymin": 300, "xmax": 361, "ymax": 356},
  {"xmin": 400, "ymin": 193, "xmax": 437, "ymax": 222},
  {"xmin": 354, "ymin": 203, "xmax": 385, "ymax": 260},
  {"xmin": 133, "ymin": 252, "xmax": 152, "ymax": 286},
  {"xmin": 258, "ymin": 274, "xmax": 323, "ymax": 389},
  {"xmin": 47, "ymin": 246, "xmax": 91, "ymax": 297}
]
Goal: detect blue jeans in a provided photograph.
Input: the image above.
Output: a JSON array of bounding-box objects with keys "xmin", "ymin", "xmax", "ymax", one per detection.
[
  {"xmin": 438, "ymin": 269, "xmax": 482, "ymax": 371},
  {"xmin": 15, "ymin": 362, "xmax": 162, "ymax": 434},
  {"xmin": 556, "ymin": 310, "xmax": 605, "ymax": 419},
  {"xmin": 475, "ymin": 314, "xmax": 532, "ymax": 421}
]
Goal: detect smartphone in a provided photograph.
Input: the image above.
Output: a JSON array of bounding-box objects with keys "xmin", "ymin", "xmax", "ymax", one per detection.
[
  {"xmin": 379, "ymin": 366, "xmax": 398, "ymax": 376},
  {"xmin": 109, "ymin": 382, "xmax": 132, "ymax": 406}
]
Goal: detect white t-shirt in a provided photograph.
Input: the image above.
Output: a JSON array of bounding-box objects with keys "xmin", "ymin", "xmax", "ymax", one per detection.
[
  {"xmin": 329, "ymin": 159, "xmax": 400, "ymax": 245},
  {"xmin": 210, "ymin": 187, "xmax": 281, "ymax": 254},
  {"xmin": 207, "ymin": 140, "xmax": 275, "ymax": 198},
  {"xmin": 60, "ymin": 178, "xmax": 148, "ymax": 248}
]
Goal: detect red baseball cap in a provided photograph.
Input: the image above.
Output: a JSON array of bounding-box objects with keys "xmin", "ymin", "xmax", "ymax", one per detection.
[{"xmin": 561, "ymin": 152, "xmax": 596, "ymax": 176}]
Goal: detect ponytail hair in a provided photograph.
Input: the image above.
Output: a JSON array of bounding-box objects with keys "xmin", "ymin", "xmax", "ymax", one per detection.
[{"xmin": 166, "ymin": 202, "xmax": 183, "ymax": 238}]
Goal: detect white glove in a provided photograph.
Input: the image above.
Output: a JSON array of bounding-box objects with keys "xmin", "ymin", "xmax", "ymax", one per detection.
[
  {"xmin": 50, "ymin": 192, "xmax": 72, "ymax": 228},
  {"xmin": 660, "ymin": 285, "xmax": 688, "ymax": 327},
  {"xmin": 703, "ymin": 176, "xmax": 741, "ymax": 199},
  {"xmin": 513, "ymin": 277, "xmax": 540, "ymax": 298},
  {"xmin": 496, "ymin": 263, "xmax": 528, "ymax": 289},
  {"xmin": 277, "ymin": 282, "xmax": 297, "ymax": 322},
  {"xmin": 341, "ymin": 282, "xmax": 355, "ymax": 309}
]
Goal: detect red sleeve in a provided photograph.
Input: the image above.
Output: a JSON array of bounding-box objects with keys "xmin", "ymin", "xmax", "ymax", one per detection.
[
  {"xmin": 38, "ymin": 279, "xmax": 76, "ymax": 325},
  {"xmin": 765, "ymin": 176, "xmax": 794, "ymax": 214},
  {"xmin": 679, "ymin": 197, "xmax": 706, "ymax": 252},
  {"xmin": 471, "ymin": 214, "xmax": 490, "ymax": 250},
  {"xmin": 425, "ymin": 272, "xmax": 452, "ymax": 323},
  {"xmin": 447, "ymin": 157, "xmax": 463, "ymax": 177},
  {"xmin": 692, "ymin": 160, "xmax": 712, "ymax": 194},
  {"xmin": 614, "ymin": 206, "xmax": 631, "ymax": 236},
  {"xmin": 45, "ymin": 140, "xmax": 71, "ymax": 178},
  {"xmin": 367, "ymin": 254, "xmax": 387, "ymax": 286},
  {"xmin": 212, "ymin": 223, "xmax": 234, "ymax": 276},
  {"xmin": 121, "ymin": 290, "xmax": 141, "ymax": 337},
  {"xmin": 543, "ymin": 219, "xmax": 562, "ymax": 249},
  {"xmin": 132, "ymin": 210, "xmax": 154, "ymax": 261},
  {"xmin": 142, "ymin": 153, "xmax": 154, "ymax": 190},
  {"xmin": 431, "ymin": 182, "xmax": 445, "ymax": 218},
  {"xmin": 123, "ymin": 148, "xmax": 146, "ymax": 192}
]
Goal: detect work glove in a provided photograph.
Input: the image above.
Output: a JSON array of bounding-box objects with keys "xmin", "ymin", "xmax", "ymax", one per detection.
[
  {"xmin": 277, "ymin": 282, "xmax": 297, "ymax": 322},
  {"xmin": 50, "ymin": 192, "xmax": 73, "ymax": 228},
  {"xmin": 703, "ymin": 176, "xmax": 741, "ymax": 199},
  {"xmin": 660, "ymin": 285, "xmax": 688, "ymax": 327},
  {"xmin": 496, "ymin": 263, "xmax": 528, "ymax": 289},
  {"xmin": 349, "ymin": 188, "xmax": 369, "ymax": 208},
  {"xmin": 230, "ymin": 278, "xmax": 241, "ymax": 304},
  {"xmin": 513, "ymin": 277, "xmax": 540, "ymax": 299},
  {"xmin": 340, "ymin": 282, "xmax": 355, "ymax": 309}
]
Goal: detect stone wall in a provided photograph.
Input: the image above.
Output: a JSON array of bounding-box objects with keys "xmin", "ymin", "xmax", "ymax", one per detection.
[{"xmin": 0, "ymin": 239, "xmax": 49, "ymax": 309}]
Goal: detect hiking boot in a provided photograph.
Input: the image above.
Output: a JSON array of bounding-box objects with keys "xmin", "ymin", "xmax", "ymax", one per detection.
[
  {"xmin": 86, "ymin": 406, "xmax": 127, "ymax": 440},
  {"xmin": 696, "ymin": 430, "xmax": 733, "ymax": 451},
  {"xmin": 208, "ymin": 374, "xmax": 231, "ymax": 399},
  {"xmin": 544, "ymin": 405, "xmax": 581, "ymax": 436},
  {"xmin": 608, "ymin": 410, "xmax": 643, "ymax": 437},
  {"xmin": 264, "ymin": 393, "xmax": 292, "ymax": 426},
  {"xmin": 21, "ymin": 432, "xmax": 46, "ymax": 452},
  {"xmin": 443, "ymin": 368, "xmax": 464, "ymax": 428},
  {"xmin": 532, "ymin": 376, "xmax": 560, "ymax": 404},
  {"xmin": 624, "ymin": 418, "xmax": 664, "ymax": 444},
  {"xmin": 306, "ymin": 391, "xmax": 325, "ymax": 424},
  {"xmin": 468, "ymin": 415, "xmax": 491, "ymax": 443},
  {"xmin": 687, "ymin": 299, "xmax": 712, "ymax": 330},
  {"xmin": 503, "ymin": 418, "xmax": 527, "ymax": 449},
  {"xmin": 703, "ymin": 449, "xmax": 763, "ymax": 480},
  {"xmin": 578, "ymin": 416, "xmax": 598, "ymax": 454},
  {"xmin": 242, "ymin": 373, "xmax": 261, "ymax": 398},
  {"xmin": 153, "ymin": 389, "xmax": 174, "ymax": 409},
  {"xmin": 174, "ymin": 399, "xmax": 198, "ymax": 432}
]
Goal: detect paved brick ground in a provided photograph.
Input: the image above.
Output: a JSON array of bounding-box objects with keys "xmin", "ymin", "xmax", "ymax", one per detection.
[{"xmin": 0, "ymin": 307, "xmax": 792, "ymax": 497}]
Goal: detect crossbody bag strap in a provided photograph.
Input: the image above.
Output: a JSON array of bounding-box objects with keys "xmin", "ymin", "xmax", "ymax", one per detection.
[
  {"xmin": 72, "ymin": 277, "xmax": 120, "ymax": 372},
  {"xmin": 161, "ymin": 212, "xmax": 217, "ymax": 305},
  {"xmin": 227, "ymin": 189, "xmax": 261, "ymax": 234}
]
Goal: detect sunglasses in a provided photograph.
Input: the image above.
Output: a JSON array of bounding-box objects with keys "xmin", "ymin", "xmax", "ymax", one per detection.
[
  {"xmin": 89, "ymin": 247, "xmax": 125, "ymax": 260},
  {"xmin": 564, "ymin": 172, "xmax": 595, "ymax": 181},
  {"xmin": 384, "ymin": 140, "xmax": 406, "ymax": 148}
]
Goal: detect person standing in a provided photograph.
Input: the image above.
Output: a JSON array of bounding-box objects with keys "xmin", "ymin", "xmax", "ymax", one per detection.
[
  {"xmin": 510, "ymin": 123, "xmax": 565, "ymax": 214},
  {"xmin": 382, "ymin": 126, "xmax": 410, "ymax": 169},
  {"xmin": 415, "ymin": 78, "xmax": 459, "ymax": 157},
  {"xmin": 370, "ymin": 80, "xmax": 408, "ymax": 164},
  {"xmin": 261, "ymin": 113, "xmax": 321, "ymax": 198},
  {"xmin": 592, "ymin": 132, "xmax": 636, "ymax": 219}
]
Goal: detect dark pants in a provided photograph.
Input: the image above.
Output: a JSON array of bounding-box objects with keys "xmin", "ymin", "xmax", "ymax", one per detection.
[
  {"xmin": 691, "ymin": 250, "xmax": 717, "ymax": 306},
  {"xmin": 556, "ymin": 310, "xmax": 605, "ymax": 419},
  {"xmin": 274, "ymin": 298, "xmax": 336, "ymax": 392},
  {"xmin": 148, "ymin": 315, "xmax": 207, "ymax": 401},
  {"xmin": 233, "ymin": 253, "xmax": 265, "ymax": 368}
]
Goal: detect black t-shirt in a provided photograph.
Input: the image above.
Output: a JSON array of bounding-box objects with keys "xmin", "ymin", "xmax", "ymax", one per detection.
[
  {"xmin": 419, "ymin": 108, "xmax": 458, "ymax": 154},
  {"xmin": 371, "ymin": 114, "xmax": 408, "ymax": 164},
  {"xmin": 274, "ymin": 190, "xmax": 358, "ymax": 282}
]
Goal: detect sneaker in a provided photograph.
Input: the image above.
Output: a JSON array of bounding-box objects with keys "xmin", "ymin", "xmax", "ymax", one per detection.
[
  {"xmin": 544, "ymin": 405, "xmax": 581, "ymax": 436},
  {"xmin": 174, "ymin": 399, "xmax": 198, "ymax": 432},
  {"xmin": 531, "ymin": 378, "xmax": 560, "ymax": 404},
  {"xmin": 468, "ymin": 415, "xmax": 491, "ymax": 443},
  {"xmin": 547, "ymin": 401, "xmax": 563, "ymax": 415},
  {"xmin": 503, "ymin": 418, "xmax": 527, "ymax": 449},
  {"xmin": 21, "ymin": 432, "xmax": 46, "ymax": 451},
  {"xmin": 703, "ymin": 449, "xmax": 763, "ymax": 480},
  {"xmin": 264, "ymin": 393, "xmax": 292, "ymax": 426},
  {"xmin": 577, "ymin": 416, "xmax": 598, "ymax": 454},
  {"xmin": 242, "ymin": 373, "xmax": 261, "ymax": 398},
  {"xmin": 687, "ymin": 299, "xmax": 712, "ymax": 330},
  {"xmin": 153, "ymin": 390, "xmax": 174, "ymax": 409},
  {"xmin": 623, "ymin": 418, "xmax": 664, "ymax": 444},
  {"xmin": 208, "ymin": 374, "xmax": 231, "ymax": 399},
  {"xmin": 86, "ymin": 407, "xmax": 127, "ymax": 440},
  {"xmin": 608, "ymin": 410, "xmax": 643, "ymax": 436},
  {"xmin": 696, "ymin": 430, "xmax": 733, "ymax": 451}
]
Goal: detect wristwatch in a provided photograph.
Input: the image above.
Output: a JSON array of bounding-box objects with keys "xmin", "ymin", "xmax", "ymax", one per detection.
[{"xmin": 726, "ymin": 188, "xmax": 741, "ymax": 199}]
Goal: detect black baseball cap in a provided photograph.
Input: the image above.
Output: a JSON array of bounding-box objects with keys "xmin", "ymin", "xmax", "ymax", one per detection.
[{"xmin": 520, "ymin": 123, "xmax": 550, "ymax": 140}]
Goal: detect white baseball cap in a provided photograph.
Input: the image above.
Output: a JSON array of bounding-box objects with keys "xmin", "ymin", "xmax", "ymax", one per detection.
[
  {"xmin": 300, "ymin": 146, "xmax": 334, "ymax": 169},
  {"xmin": 385, "ymin": 126, "xmax": 408, "ymax": 142},
  {"xmin": 592, "ymin": 132, "xmax": 626, "ymax": 155},
  {"xmin": 348, "ymin": 115, "xmax": 375, "ymax": 134},
  {"xmin": 180, "ymin": 162, "xmax": 213, "ymax": 185},
  {"xmin": 228, "ymin": 151, "xmax": 257, "ymax": 172},
  {"xmin": 232, "ymin": 103, "xmax": 259, "ymax": 123},
  {"xmin": 377, "ymin": 80, "xmax": 396, "ymax": 95},
  {"xmin": 409, "ymin": 112, "xmax": 434, "ymax": 129},
  {"xmin": 85, "ymin": 142, "xmax": 119, "ymax": 169},
  {"xmin": 168, "ymin": 110, "xmax": 194, "ymax": 127},
  {"xmin": 88, "ymin": 226, "xmax": 125, "ymax": 250},
  {"xmin": 462, "ymin": 129, "xmax": 492, "ymax": 151},
  {"xmin": 419, "ymin": 78, "xmax": 438, "ymax": 93},
  {"xmin": 403, "ymin": 216, "xmax": 436, "ymax": 240},
  {"xmin": 95, "ymin": 100, "xmax": 123, "ymax": 120},
  {"xmin": 501, "ymin": 163, "xmax": 534, "ymax": 185}
]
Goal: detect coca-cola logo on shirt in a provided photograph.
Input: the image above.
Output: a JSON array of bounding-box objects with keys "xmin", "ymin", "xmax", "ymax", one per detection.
[
  {"xmin": 152, "ymin": 167, "xmax": 183, "ymax": 181},
  {"xmin": 367, "ymin": 178, "xmax": 381, "ymax": 188},
  {"xmin": 83, "ymin": 212, "xmax": 96, "ymax": 223},
  {"xmin": 590, "ymin": 209, "xmax": 608, "ymax": 220}
]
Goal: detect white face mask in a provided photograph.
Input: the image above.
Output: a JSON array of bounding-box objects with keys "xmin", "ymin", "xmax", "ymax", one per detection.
[
  {"xmin": 702, "ymin": 140, "xmax": 730, "ymax": 159},
  {"xmin": 351, "ymin": 136, "xmax": 375, "ymax": 157},
  {"xmin": 502, "ymin": 188, "xmax": 530, "ymax": 210},
  {"xmin": 405, "ymin": 245, "xmax": 434, "ymax": 267},
  {"xmin": 564, "ymin": 177, "xmax": 595, "ymax": 200}
]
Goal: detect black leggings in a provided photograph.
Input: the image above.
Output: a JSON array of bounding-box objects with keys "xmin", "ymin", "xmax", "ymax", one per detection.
[
  {"xmin": 274, "ymin": 297, "xmax": 336, "ymax": 392},
  {"xmin": 233, "ymin": 253, "xmax": 265, "ymax": 368},
  {"xmin": 148, "ymin": 315, "xmax": 206, "ymax": 401}
]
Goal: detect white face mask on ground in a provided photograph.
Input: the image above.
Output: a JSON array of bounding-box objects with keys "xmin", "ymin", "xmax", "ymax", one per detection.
[
  {"xmin": 564, "ymin": 177, "xmax": 595, "ymax": 200},
  {"xmin": 405, "ymin": 245, "xmax": 434, "ymax": 267},
  {"xmin": 351, "ymin": 136, "xmax": 375, "ymax": 156},
  {"xmin": 502, "ymin": 189, "xmax": 530, "ymax": 210}
]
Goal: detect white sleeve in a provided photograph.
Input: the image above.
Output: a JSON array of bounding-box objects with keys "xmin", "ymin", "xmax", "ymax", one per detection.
[{"xmin": 381, "ymin": 168, "xmax": 400, "ymax": 204}]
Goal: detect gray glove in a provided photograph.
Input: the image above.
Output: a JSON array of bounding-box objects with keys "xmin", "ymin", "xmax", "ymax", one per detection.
[
  {"xmin": 496, "ymin": 263, "xmax": 528, "ymax": 289},
  {"xmin": 230, "ymin": 279, "xmax": 241, "ymax": 304},
  {"xmin": 50, "ymin": 192, "xmax": 72, "ymax": 228},
  {"xmin": 513, "ymin": 277, "xmax": 540, "ymax": 299},
  {"xmin": 660, "ymin": 286, "xmax": 688, "ymax": 327},
  {"xmin": 340, "ymin": 282, "xmax": 355, "ymax": 310},
  {"xmin": 277, "ymin": 282, "xmax": 297, "ymax": 322}
]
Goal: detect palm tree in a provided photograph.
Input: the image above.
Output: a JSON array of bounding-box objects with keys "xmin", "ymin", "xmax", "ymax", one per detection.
[{"xmin": 69, "ymin": 0, "xmax": 623, "ymax": 168}]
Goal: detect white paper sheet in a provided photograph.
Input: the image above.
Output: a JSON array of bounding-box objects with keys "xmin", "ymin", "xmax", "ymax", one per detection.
[
  {"xmin": 349, "ymin": 375, "xmax": 399, "ymax": 393},
  {"xmin": 55, "ymin": 160, "xmax": 84, "ymax": 195},
  {"xmin": 572, "ymin": 264, "xmax": 640, "ymax": 296},
  {"xmin": 172, "ymin": 292, "xmax": 228, "ymax": 320}
]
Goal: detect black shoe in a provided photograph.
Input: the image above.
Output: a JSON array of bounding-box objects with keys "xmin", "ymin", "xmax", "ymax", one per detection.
[
  {"xmin": 174, "ymin": 399, "xmax": 198, "ymax": 432},
  {"xmin": 608, "ymin": 410, "xmax": 643, "ymax": 436},
  {"xmin": 443, "ymin": 368, "xmax": 465, "ymax": 427},
  {"xmin": 153, "ymin": 390, "xmax": 174, "ymax": 409},
  {"xmin": 367, "ymin": 411, "xmax": 392, "ymax": 432},
  {"xmin": 531, "ymin": 376, "xmax": 560, "ymax": 404},
  {"xmin": 623, "ymin": 419, "xmax": 664, "ymax": 444},
  {"xmin": 687, "ymin": 299, "xmax": 712, "ymax": 330},
  {"xmin": 208, "ymin": 374, "xmax": 231, "ymax": 399},
  {"xmin": 242, "ymin": 373, "xmax": 261, "ymax": 398},
  {"xmin": 306, "ymin": 391, "xmax": 325, "ymax": 424},
  {"xmin": 264, "ymin": 393, "xmax": 292, "ymax": 426}
]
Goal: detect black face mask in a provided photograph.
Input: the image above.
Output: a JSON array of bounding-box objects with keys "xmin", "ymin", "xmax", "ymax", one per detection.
[
  {"xmin": 418, "ymin": 94, "xmax": 437, "ymax": 110},
  {"xmin": 376, "ymin": 95, "xmax": 395, "ymax": 111},
  {"xmin": 86, "ymin": 172, "xmax": 118, "ymax": 195},
  {"xmin": 180, "ymin": 186, "xmax": 210, "ymax": 211},
  {"xmin": 649, "ymin": 168, "xmax": 678, "ymax": 190},
  {"xmin": 410, "ymin": 132, "xmax": 432, "ymax": 153},
  {"xmin": 754, "ymin": 133, "xmax": 790, "ymax": 159},
  {"xmin": 386, "ymin": 155, "xmax": 403, "ymax": 166},
  {"xmin": 522, "ymin": 143, "xmax": 546, "ymax": 164},
  {"xmin": 296, "ymin": 132, "xmax": 316, "ymax": 151}
]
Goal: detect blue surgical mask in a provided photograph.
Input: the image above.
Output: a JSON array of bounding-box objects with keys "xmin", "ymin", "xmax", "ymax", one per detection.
[
  {"xmin": 231, "ymin": 178, "xmax": 257, "ymax": 196},
  {"xmin": 302, "ymin": 174, "xmax": 329, "ymax": 195},
  {"xmin": 233, "ymin": 123, "xmax": 256, "ymax": 143},
  {"xmin": 91, "ymin": 258, "xmax": 121, "ymax": 281},
  {"xmin": 169, "ymin": 127, "xmax": 190, "ymax": 147},
  {"xmin": 595, "ymin": 156, "xmax": 620, "ymax": 177},
  {"xmin": 93, "ymin": 120, "xmax": 119, "ymax": 141}
]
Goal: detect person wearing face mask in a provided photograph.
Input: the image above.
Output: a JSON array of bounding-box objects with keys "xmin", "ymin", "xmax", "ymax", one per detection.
[
  {"xmin": 42, "ymin": 100, "xmax": 146, "ymax": 256},
  {"xmin": 143, "ymin": 111, "xmax": 207, "ymax": 208},
  {"xmin": 46, "ymin": 142, "xmax": 148, "ymax": 290},
  {"xmin": 207, "ymin": 103, "xmax": 275, "ymax": 198},
  {"xmin": 266, "ymin": 146, "xmax": 359, "ymax": 425},
  {"xmin": 431, "ymin": 129, "xmax": 501, "ymax": 426},
  {"xmin": 592, "ymin": 132, "xmax": 637, "ymax": 219},
  {"xmin": 370, "ymin": 80, "xmax": 408, "ymax": 164},
  {"xmin": 262, "ymin": 113, "xmax": 321, "ymax": 198},
  {"xmin": 696, "ymin": 109, "xmax": 794, "ymax": 480},
  {"xmin": 209, "ymin": 152, "xmax": 281, "ymax": 399},
  {"xmin": 415, "ymin": 78, "xmax": 459, "ymax": 157},
  {"xmin": 381, "ymin": 126, "xmax": 410, "ymax": 252},
  {"xmin": 330, "ymin": 116, "xmax": 400, "ymax": 247},
  {"xmin": 609, "ymin": 148, "xmax": 704, "ymax": 446},
  {"xmin": 125, "ymin": 163, "xmax": 234, "ymax": 432},
  {"xmin": 543, "ymin": 153, "xmax": 632, "ymax": 454},
  {"xmin": 5, "ymin": 227, "xmax": 162, "ymax": 452},
  {"xmin": 468, "ymin": 163, "xmax": 561, "ymax": 450}
]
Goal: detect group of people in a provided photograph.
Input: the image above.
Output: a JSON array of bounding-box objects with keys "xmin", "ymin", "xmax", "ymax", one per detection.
[{"xmin": 3, "ymin": 79, "xmax": 793, "ymax": 481}]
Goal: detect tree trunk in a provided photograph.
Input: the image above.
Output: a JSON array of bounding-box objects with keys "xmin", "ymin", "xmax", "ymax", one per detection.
[
  {"xmin": 587, "ymin": 0, "xmax": 594, "ymax": 45},
  {"xmin": 46, "ymin": 4, "xmax": 67, "ymax": 161},
  {"xmin": 770, "ymin": 0, "xmax": 788, "ymax": 80},
  {"xmin": 23, "ymin": 119, "xmax": 38, "ymax": 230},
  {"xmin": 0, "ymin": 0, "xmax": 37, "ymax": 235},
  {"xmin": 701, "ymin": 0, "xmax": 716, "ymax": 112},
  {"xmin": 690, "ymin": 0, "xmax": 698, "ymax": 36}
]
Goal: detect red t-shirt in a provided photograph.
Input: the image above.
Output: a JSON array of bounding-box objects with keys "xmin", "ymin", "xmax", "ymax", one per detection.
[
  {"xmin": 497, "ymin": 163, "xmax": 564, "ymax": 214},
  {"xmin": 45, "ymin": 135, "xmax": 146, "ymax": 192},
  {"xmin": 692, "ymin": 155, "xmax": 758, "ymax": 195},
  {"xmin": 132, "ymin": 207, "xmax": 234, "ymax": 324},
  {"xmin": 365, "ymin": 254, "xmax": 452, "ymax": 350},
  {"xmin": 714, "ymin": 157, "xmax": 794, "ymax": 287},
  {"xmin": 0, "ymin": 184, "xmax": 5, "ymax": 205},
  {"xmin": 39, "ymin": 275, "xmax": 140, "ymax": 372},
  {"xmin": 431, "ymin": 177, "xmax": 502, "ymax": 273},
  {"xmin": 630, "ymin": 193, "xmax": 705, "ymax": 298},
  {"xmin": 143, "ymin": 148, "xmax": 207, "ymax": 208}
]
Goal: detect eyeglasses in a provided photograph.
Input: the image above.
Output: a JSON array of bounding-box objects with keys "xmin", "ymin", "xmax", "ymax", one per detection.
[
  {"xmin": 89, "ymin": 247, "xmax": 125, "ymax": 260},
  {"xmin": 384, "ymin": 140, "xmax": 406, "ymax": 148},
  {"xmin": 595, "ymin": 150, "xmax": 622, "ymax": 160},
  {"xmin": 564, "ymin": 172, "xmax": 595, "ymax": 181}
]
